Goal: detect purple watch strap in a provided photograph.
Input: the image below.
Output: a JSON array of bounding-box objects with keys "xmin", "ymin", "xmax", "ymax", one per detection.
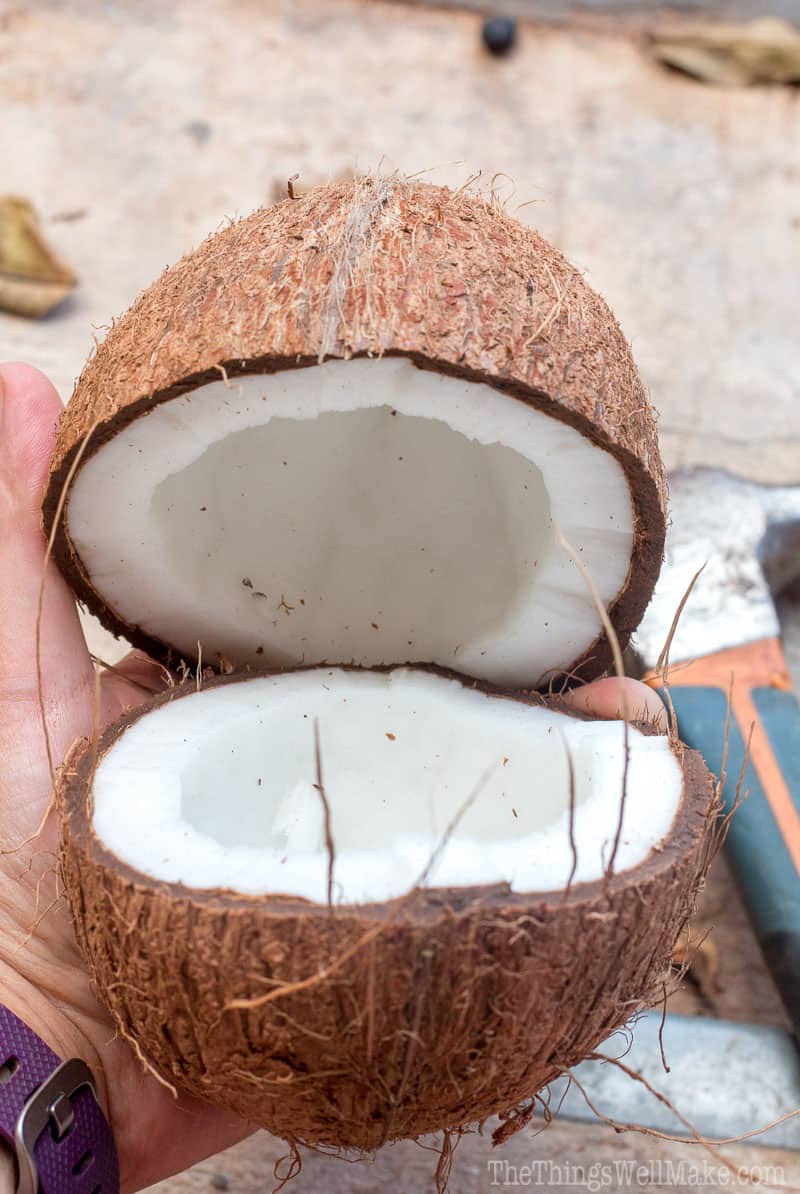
[{"xmin": 0, "ymin": 1005, "xmax": 119, "ymax": 1194}]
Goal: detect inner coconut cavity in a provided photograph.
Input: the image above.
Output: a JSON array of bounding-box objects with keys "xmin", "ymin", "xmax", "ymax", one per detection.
[
  {"xmin": 91, "ymin": 668, "xmax": 682, "ymax": 904},
  {"xmin": 67, "ymin": 357, "xmax": 633, "ymax": 687}
]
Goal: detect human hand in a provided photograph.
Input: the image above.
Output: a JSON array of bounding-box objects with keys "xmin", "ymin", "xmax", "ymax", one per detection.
[
  {"xmin": 0, "ymin": 361, "xmax": 666, "ymax": 1192},
  {"xmin": 0, "ymin": 364, "xmax": 251, "ymax": 1193}
]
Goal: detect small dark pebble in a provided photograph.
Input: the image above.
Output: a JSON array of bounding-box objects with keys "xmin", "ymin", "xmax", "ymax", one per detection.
[
  {"xmin": 211, "ymin": 1175, "xmax": 230, "ymax": 1191},
  {"xmin": 482, "ymin": 16, "xmax": 517, "ymax": 56},
  {"xmin": 185, "ymin": 119, "xmax": 213, "ymax": 145}
]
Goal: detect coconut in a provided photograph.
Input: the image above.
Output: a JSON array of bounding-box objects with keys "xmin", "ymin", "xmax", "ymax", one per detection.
[
  {"xmin": 45, "ymin": 174, "xmax": 666, "ymax": 685},
  {"xmin": 46, "ymin": 177, "xmax": 716, "ymax": 1154}
]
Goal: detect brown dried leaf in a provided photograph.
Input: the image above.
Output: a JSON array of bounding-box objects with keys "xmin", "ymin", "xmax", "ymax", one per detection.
[
  {"xmin": 0, "ymin": 196, "xmax": 77, "ymax": 317},
  {"xmin": 651, "ymin": 17, "xmax": 800, "ymax": 86}
]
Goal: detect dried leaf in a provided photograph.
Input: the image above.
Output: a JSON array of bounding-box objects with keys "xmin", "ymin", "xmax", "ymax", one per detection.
[
  {"xmin": 651, "ymin": 17, "xmax": 800, "ymax": 87},
  {"xmin": 0, "ymin": 196, "xmax": 77, "ymax": 318}
]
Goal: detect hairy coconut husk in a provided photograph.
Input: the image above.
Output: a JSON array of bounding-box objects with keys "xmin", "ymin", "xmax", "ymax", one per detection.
[
  {"xmin": 43, "ymin": 175, "xmax": 666, "ymax": 686},
  {"xmin": 58, "ymin": 681, "xmax": 716, "ymax": 1151}
]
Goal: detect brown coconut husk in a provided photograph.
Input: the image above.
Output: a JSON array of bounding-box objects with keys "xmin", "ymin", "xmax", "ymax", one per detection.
[
  {"xmin": 57, "ymin": 675, "xmax": 716, "ymax": 1153},
  {"xmin": 43, "ymin": 174, "xmax": 666, "ymax": 687}
]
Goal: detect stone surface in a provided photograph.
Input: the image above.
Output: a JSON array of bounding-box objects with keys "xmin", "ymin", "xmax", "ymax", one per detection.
[
  {"xmin": 1, "ymin": 0, "xmax": 799, "ymax": 485},
  {"xmin": 145, "ymin": 1112, "xmax": 800, "ymax": 1194},
  {"xmin": 395, "ymin": 0, "xmax": 800, "ymax": 24}
]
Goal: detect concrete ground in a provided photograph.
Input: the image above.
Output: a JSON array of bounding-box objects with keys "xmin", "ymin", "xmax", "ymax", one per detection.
[
  {"xmin": 3, "ymin": 1, "xmax": 799, "ymax": 483},
  {"xmin": 1, "ymin": 1, "xmax": 799, "ymax": 1190}
]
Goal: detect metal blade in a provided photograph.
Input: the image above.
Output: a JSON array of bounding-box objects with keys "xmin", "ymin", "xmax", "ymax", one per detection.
[{"xmin": 632, "ymin": 468, "xmax": 800, "ymax": 670}]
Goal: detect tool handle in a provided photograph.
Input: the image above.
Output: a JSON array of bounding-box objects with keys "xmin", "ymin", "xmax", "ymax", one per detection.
[{"xmin": 652, "ymin": 638, "xmax": 800, "ymax": 1040}]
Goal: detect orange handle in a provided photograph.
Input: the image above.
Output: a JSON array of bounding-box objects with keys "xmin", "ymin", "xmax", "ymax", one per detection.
[
  {"xmin": 647, "ymin": 637, "xmax": 800, "ymax": 870},
  {"xmin": 648, "ymin": 637, "xmax": 800, "ymax": 1037}
]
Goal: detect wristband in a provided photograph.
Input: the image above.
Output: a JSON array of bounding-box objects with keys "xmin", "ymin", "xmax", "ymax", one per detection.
[{"xmin": 0, "ymin": 1005, "xmax": 119, "ymax": 1194}]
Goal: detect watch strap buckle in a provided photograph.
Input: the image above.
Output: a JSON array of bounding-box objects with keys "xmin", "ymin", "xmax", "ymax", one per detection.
[{"xmin": 14, "ymin": 1059, "xmax": 98, "ymax": 1194}]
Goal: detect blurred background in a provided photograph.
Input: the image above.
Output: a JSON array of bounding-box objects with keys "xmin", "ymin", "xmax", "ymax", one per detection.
[{"xmin": 2, "ymin": 2, "xmax": 799, "ymax": 1190}]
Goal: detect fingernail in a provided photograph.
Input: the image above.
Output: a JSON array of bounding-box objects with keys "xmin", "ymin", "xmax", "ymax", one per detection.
[{"xmin": 0, "ymin": 368, "xmax": 5, "ymax": 434}]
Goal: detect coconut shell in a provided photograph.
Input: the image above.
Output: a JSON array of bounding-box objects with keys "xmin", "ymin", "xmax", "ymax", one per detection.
[
  {"xmin": 43, "ymin": 175, "xmax": 666, "ymax": 686},
  {"xmin": 58, "ymin": 682, "xmax": 716, "ymax": 1151}
]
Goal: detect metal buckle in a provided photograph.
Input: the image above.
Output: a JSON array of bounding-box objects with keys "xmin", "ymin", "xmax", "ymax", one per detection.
[{"xmin": 14, "ymin": 1058, "xmax": 98, "ymax": 1194}]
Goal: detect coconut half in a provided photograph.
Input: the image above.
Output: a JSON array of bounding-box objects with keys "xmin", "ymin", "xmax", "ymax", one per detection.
[
  {"xmin": 60, "ymin": 667, "xmax": 714, "ymax": 1149},
  {"xmin": 45, "ymin": 174, "xmax": 666, "ymax": 686},
  {"xmin": 47, "ymin": 177, "xmax": 715, "ymax": 1155}
]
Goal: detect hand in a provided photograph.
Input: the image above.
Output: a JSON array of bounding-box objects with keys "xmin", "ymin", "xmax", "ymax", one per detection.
[
  {"xmin": 0, "ymin": 362, "xmax": 667, "ymax": 1192},
  {"xmin": 0, "ymin": 364, "xmax": 251, "ymax": 1193}
]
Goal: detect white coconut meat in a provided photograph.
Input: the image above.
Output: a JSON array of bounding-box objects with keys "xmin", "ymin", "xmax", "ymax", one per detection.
[
  {"xmin": 92, "ymin": 668, "xmax": 681, "ymax": 904},
  {"xmin": 67, "ymin": 357, "xmax": 633, "ymax": 687}
]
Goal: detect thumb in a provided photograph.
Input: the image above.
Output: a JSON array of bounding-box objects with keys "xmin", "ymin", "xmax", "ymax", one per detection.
[
  {"xmin": 0, "ymin": 363, "xmax": 96, "ymax": 818},
  {"xmin": 563, "ymin": 675, "xmax": 668, "ymax": 730}
]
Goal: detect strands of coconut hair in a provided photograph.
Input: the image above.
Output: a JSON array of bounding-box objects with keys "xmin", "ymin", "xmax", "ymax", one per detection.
[
  {"xmin": 433, "ymin": 1128, "xmax": 458, "ymax": 1194},
  {"xmin": 657, "ymin": 979, "xmax": 670, "ymax": 1073},
  {"xmin": 648, "ymin": 559, "xmax": 754, "ymax": 959},
  {"xmin": 555, "ymin": 526, "xmax": 630, "ymax": 880},
  {"xmin": 652, "ymin": 566, "xmax": 749, "ymax": 873},
  {"xmin": 257, "ymin": 1019, "xmax": 799, "ymax": 1194},
  {"xmin": 653, "ymin": 562, "xmax": 706, "ymax": 741},
  {"xmin": 89, "ymin": 661, "xmax": 101, "ymax": 819},
  {"xmin": 212, "ymin": 360, "xmax": 244, "ymax": 397},
  {"xmin": 312, "ymin": 720, "xmax": 335, "ymax": 912},
  {"xmin": 523, "ymin": 261, "xmax": 565, "ymax": 351},
  {"xmin": 195, "ymin": 640, "xmax": 203, "ymax": 692},
  {"xmin": 404, "ymin": 161, "xmax": 465, "ymax": 181},
  {"xmin": 565, "ymin": 1049, "xmax": 800, "ymax": 1190},
  {"xmin": 88, "ymin": 654, "xmax": 162, "ymax": 694},
  {"xmin": 379, "ymin": 942, "xmax": 433, "ymax": 1147},
  {"xmin": 272, "ymin": 1144, "xmax": 302, "ymax": 1193},
  {"xmin": 556, "ymin": 728, "xmax": 579, "ymax": 901},
  {"xmin": 12, "ymin": 862, "xmax": 62, "ymax": 956},
  {"xmin": 224, "ymin": 764, "xmax": 496, "ymax": 1013}
]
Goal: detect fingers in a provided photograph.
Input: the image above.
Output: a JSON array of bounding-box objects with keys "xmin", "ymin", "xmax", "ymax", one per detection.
[
  {"xmin": 0, "ymin": 363, "xmax": 96, "ymax": 803},
  {"xmin": 99, "ymin": 651, "xmax": 170, "ymax": 723},
  {"xmin": 563, "ymin": 676, "xmax": 668, "ymax": 731}
]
